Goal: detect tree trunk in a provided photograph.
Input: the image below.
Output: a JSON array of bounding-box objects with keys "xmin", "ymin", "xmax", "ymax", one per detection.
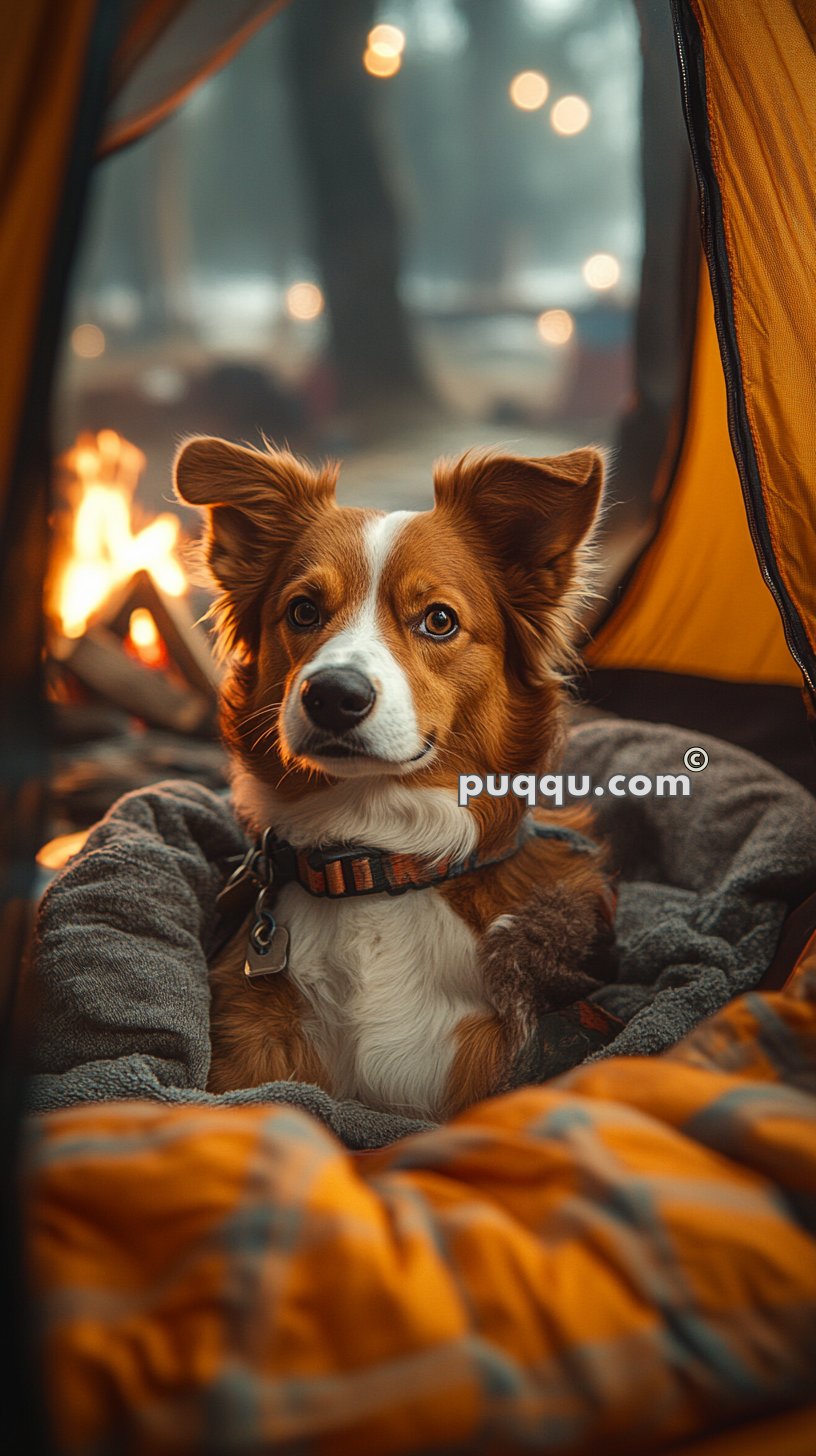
[{"xmin": 286, "ymin": 0, "xmax": 426, "ymax": 411}]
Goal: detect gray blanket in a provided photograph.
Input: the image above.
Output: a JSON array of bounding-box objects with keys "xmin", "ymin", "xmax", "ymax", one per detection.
[{"xmin": 28, "ymin": 720, "xmax": 816, "ymax": 1148}]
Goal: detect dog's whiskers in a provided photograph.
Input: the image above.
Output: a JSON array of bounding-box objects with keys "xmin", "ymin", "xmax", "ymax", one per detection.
[
  {"xmin": 239, "ymin": 699, "xmax": 284, "ymax": 728},
  {"xmin": 250, "ymin": 721, "xmax": 282, "ymax": 753},
  {"xmin": 272, "ymin": 760, "xmax": 305, "ymax": 791}
]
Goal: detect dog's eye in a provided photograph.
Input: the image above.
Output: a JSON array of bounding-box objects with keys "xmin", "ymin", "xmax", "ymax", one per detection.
[
  {"xmin": 287, "ymin": 597, "xmax": 322, "ymax": 630},
  {"xmin": 419, "ymin": 604, "xmax": 459, "ymax": 639}
]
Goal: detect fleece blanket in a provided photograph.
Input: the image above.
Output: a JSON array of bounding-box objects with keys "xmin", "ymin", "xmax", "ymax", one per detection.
[
  {"xmin": 25, "ymin": 941, "xmax": 816, "ymax": 1456},
  {"xmin": 28, "ymin": 720, "xmax": 816, "ymax": 1147}
]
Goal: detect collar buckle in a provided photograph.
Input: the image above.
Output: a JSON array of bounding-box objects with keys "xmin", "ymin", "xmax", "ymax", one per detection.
[{"xmin": 261, "ymin": 829, "xmax": 298, "ymax": 889}]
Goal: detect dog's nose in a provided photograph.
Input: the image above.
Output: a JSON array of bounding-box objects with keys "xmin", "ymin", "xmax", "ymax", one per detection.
[{"xmin": 300, "ymin": 667, "xmax": 376, "ymax": 734}]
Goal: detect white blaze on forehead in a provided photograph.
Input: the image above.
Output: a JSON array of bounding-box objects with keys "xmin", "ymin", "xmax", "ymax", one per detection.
[
  {"xmin": 365, "ymin": 510, "xmax": 417, "ymax": 591},
  {"xmin": 313, "ymin": 510, "xmax": 416, "ymax": 664},
  {"xmin": 282, "ymin": 509, "xmax": 426, "ymax": 770}
]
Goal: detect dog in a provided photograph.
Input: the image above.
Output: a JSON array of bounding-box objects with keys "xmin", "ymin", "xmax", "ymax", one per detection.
[{"xmin": 174, "ymin": 437, "xmax": 617, "ymax": 1119}]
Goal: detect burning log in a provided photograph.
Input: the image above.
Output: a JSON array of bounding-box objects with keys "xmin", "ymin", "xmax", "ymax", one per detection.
[
  {"xmin": 46, "ymin": 430, "xmax": 187, "ymax": 640},
  {"xmin": 46, "ymin": 429, "xmax": 221, "ymax": 738},
  {"xmin": 98, "ymin": 569, "xmax": 221, "ymax": 699},
  {"xmin": 52, "ymin": 628, "xmax": 214, "ymax": 736},
  {"xmin": 43, "ymin": 430, "xmax": 230, "ymax": 842}
]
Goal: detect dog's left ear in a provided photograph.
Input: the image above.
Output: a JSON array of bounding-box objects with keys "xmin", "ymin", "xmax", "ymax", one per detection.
[
  {"xmin": 174, "ymin": 435, "xmax": 337, "ymax": 651},
  {"xmin": 434, "ymin": 447, "xmax": 604, "ymax": 680}
]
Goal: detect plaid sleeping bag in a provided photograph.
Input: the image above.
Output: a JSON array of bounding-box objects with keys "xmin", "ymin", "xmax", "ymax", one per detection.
[{"xmin": 25, "ymin": 939, "xmax": 816, "ymax": 1455}]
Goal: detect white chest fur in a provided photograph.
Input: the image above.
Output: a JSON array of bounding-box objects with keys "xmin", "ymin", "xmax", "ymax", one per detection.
[
  {"xmin": 273, "ymin": 881, "xmax": 484, "ymax": 1118},
  {"xmin": 231, "ymin": 774, "xmax": 486, "ymax": 1118}
]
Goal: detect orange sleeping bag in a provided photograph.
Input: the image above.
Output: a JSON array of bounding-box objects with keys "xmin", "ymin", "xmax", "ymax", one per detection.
[{"xmin": 26, "ymin": 940, "xmax": 816, "ymax": 1455}]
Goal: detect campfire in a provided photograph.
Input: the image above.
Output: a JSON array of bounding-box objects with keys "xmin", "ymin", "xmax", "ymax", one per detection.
[
  {"xmin": 41, "ymin": 431, "xmax": 227, "ymax": 864},
  {"xmin": 47, "ymin": 430, "xmax": 220, "ymax": 735}
]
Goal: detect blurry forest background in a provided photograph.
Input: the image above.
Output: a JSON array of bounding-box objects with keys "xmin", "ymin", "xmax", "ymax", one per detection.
[{"xmin": 58, "ymin": 0, "xmax": 643, "ymax": 512}]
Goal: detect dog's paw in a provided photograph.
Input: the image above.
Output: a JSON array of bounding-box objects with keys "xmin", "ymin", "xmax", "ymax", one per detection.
[{"xmin": 482, "ymin": 879, "xmax": 618, "ymax": 1020}]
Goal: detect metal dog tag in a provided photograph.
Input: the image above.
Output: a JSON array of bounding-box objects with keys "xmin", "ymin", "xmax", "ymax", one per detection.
[{"xmin": 244, "ymin": 924, "xmax": 290, "ymax": 981}]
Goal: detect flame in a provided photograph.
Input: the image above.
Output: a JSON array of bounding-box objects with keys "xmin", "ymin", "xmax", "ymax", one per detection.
[
  {"xmin": 37, "ymin": 828, "xmax": 92, "ymax": 871},
  {"xmin": 50, "ymin": 430, "xmax": 187, "ymax": 638},
  {"xmin": 125, "ymin": 607, "xmax": 169, "ymax": 670},
  {"xmin": 128, "ymin": 607, "xmax": 160, "ymax": 651}
]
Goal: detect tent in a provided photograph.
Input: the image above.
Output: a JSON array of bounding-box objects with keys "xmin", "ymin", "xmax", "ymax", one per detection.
[
  {"xmin": 1, "ymin": 2, "xmax": 814, "ymax": 1450},
  {"xmin": 584, "ymin": 2, "xmax": 816, "ymax": 794}
]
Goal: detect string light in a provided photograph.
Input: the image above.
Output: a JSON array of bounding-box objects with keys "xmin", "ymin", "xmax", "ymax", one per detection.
[
  {"xmin": 364, "ymin": 22, "xmax": 404, "ymax": 76},
  {"xmin": 583, "ymin": 253, "xmax": 621, "ymax": 290},
  {"xmin": 71, "ymin": 323, "xmax": 106, "ymax": 359},
  {"xmin": 364, "ymin": 47, "xmax": 401, "ymax": 77},
  {"xmin": 509, "ymin": 70, "xmax": 550, "ymax": 111},
  {"xmin": 551, "ymin": 95, "xmax": 591, "ymax": 136},
  {"xmin": 368, "ymin": 23, "xmax": 405, "ymax": 56},
  {"xmin": 285, "ymin": 282, "xmax": 325, "ymax": 321},
  {"xmin": 537, "ymin": 308, "xmax": 574, "ymax": 345}
]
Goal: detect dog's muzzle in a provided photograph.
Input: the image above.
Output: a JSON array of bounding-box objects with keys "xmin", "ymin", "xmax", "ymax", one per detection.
[{"xmin": 300, "ymin": 667, "xmax": 376, "ymax": 736}]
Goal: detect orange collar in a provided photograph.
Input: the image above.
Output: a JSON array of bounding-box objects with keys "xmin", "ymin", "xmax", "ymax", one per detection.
[
  {"xmin": 218, "ymin": 818, "xmax": 598, "ymax": 913},
  {"xmin": 215, "ymin": 821, "xmax": 602, "ymax": 982}
]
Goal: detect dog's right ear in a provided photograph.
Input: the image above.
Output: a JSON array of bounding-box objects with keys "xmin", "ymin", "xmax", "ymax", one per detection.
[{"xmin": 174, "ymin": 436, "xmax": 337, "ymax": 650}]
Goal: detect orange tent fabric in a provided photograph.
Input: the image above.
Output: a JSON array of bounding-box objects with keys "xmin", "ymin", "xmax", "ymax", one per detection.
[
  {"xmin": 591, "ymin": 0, "xmax": 816, "ymax": 730},
  {"xmin": 683, "ymin": 0, "xmax": 816, "ymax": 701},
  {"xmin": 587, "ymin": 268, "xmax": 799, "ymax": 686},
  {"xmin": 0, "ymin": 0, "xmax": 99, "ymax": 524}
]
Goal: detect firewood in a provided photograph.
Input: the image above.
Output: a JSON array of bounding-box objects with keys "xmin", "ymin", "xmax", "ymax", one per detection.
[
  {"xmin": 53, "ymin": 628, "xmax": 214, "ymax": 736},
  {"xmin": 92, "ymin": 569, "xmax": 220, "ymax": 699}
]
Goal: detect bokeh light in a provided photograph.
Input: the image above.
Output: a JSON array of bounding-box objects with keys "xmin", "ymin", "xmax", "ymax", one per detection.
[
  {"xmin": 509, "ymin": 70, "xmax": 550, "ymax": 111},
  {"xmin": 70, "ymin": 323, "xmax": 106, "ymax": 359},
  {"xmin": 285, "ymin": 282, "xmax": 325, "ymax": 321},
  {"xmin": 363, "ymin": 46, "xmax": 402, "ymax": 78},
  {"xmin": 551, "ymin": 95, "xmax": 591, "ymax": 136},
  {"xmin": 582, "ymin": 252, "xmax": 621, "ymax": 290},
  {"xmin": 368, "ymin": 23, "xmax": 406, "ymax": 56},
  {"xmin": 537, "ymin": 308, "xmax": 574, "ymax": 345},
  {"xmin": 364, "ymin": 22, "xmax": 404, "ymax": 76}
]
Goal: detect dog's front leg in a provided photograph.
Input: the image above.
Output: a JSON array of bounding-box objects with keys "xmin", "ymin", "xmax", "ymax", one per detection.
[{"xmin": 478, "ymin": 878, "xmax": 618, "ymax": 1082}]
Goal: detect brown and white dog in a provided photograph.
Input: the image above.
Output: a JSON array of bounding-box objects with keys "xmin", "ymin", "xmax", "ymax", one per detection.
[{"xmin": 174, "ymin": 437, "xmax": 617, "ymax": 1119}]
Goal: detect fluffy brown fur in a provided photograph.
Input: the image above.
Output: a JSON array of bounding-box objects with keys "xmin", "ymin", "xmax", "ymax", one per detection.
[{"xmin": 207, "ymin": 930, "xmax": 329, "ymax": 1095}]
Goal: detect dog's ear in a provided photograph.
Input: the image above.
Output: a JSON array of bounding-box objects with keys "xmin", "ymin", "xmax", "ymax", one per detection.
[
  {"xmin": 174, "ymin": 436, "xmax": 337, "ymax": 650},
  {"xmin": 433, "ymin": 448, "xmax": 604, "ymax": 682}
]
